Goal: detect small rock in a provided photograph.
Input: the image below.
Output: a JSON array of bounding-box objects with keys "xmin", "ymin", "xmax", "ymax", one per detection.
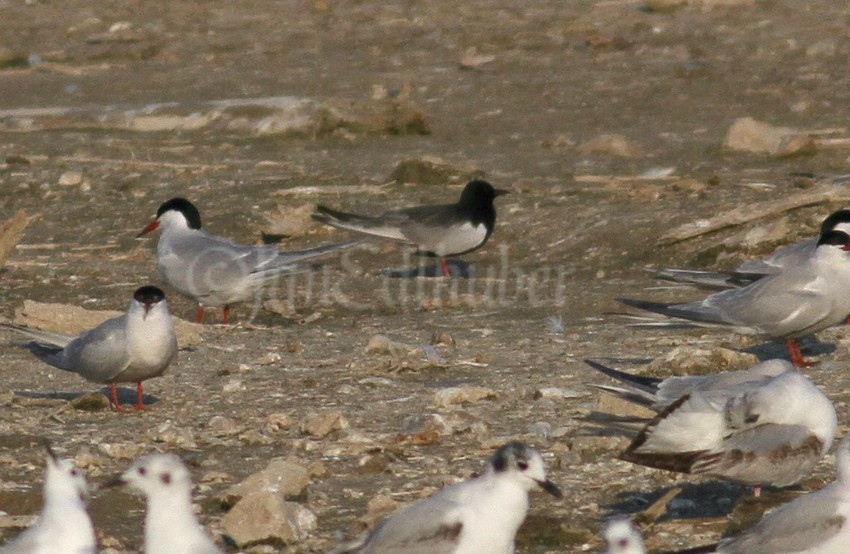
[
  {"xmin": 147, "ymin": 421, "xmax": 197, "ymax": 448},
  {"xmin": 97, "ymin": 442, "xmax": 145, "ymax": 460},
  {"xmin": 534, "ymin": 387, "xmax": 583, "ymax": 401},
  {"xmin": 57, "ymin": 170, "xmax": 84, "ymax": 187},
  {"xmin": 400, "ymin": 413, "xmax": 453, "ymax": 436},
  {"xmin": 433, "ymin": 385, "xmax": 497, "ymax": 407},
  {"xmin": 223, "ymin": 379, "xmax": 246, "ymax": 393},
  {"xmin": 388, "ymin": 156, "xmax": 483, "ymax": 185},
  {"xmin": 300, "ymin": 411, "xmax": 349, "ymax": 437},
  {"xmin": 578, "ymin": 133, "xmax": 643, "ymax": 158},
  {"xmin": 222, "ymin": 458, "xmax": 310, "ymax": 506},
  {"xmin": 263, "ymin": 413, "xmax": 293, "ymax": 433},
  {"xmin": 364, "ymin": 334, "xmax": 411, "ymax": 356},
  {"xmin": 70, "ymin": 392, "xmax": 111, "ymax": 412},
  {"xmin": 647, "ymin": 345, "xmax": 758, "ymax": 376},
  {"xmin": 208, "ymin": 416, "xmax": 242, "ymax": 437},
  {"xmin": 570, "ymin": 435, "xmax": 628, "ymax": 461},
  {"xmin": 221, "ymin": 492, "xmax": 317, "ymax": 547},
  {"xmin": 459, "ymin": 47, "xmax": 496, "ymax": 69},
  {"xmin": 261, "ymin": 203, "xmax": 314, "ymax": 240},
  {"xmin": 723, "ymin": 117, "xmax": 815, "ymax": 157},
  {"xmin": 256, "ymin": 352, "xmax": 282, "ymax": 366}
]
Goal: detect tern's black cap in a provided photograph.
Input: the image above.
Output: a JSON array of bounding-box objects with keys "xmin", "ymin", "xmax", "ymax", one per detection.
[
  {"xmin": 817, "ymin": 229, "xmax": 850, "ymax": 249},
  {"xmin": 820, "ymin": 209, "xmax": 850, "ymax": 235},
  {"xmin": 133, "ymin": 285, "xmax": 166, "ymax": 305},
  {"xmin": 156, "ymin": 198, "xmax": 202, "ymax": 229}
]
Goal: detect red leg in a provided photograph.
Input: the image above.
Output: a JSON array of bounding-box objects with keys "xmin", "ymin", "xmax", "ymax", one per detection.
[
  {"xmin": 753, "ymin": 485, "xmax": 761, "ymax": 497},
  {"xmin": 440, "ymin": 258, "xmax": 451, "ymax": 278},
  {"xmin": 135, "ymin": 382, "xmax": 146, "ymax": 412},
  {"xmin": 786, "ymin": 338, "xmax": 815, "ymax": 368},
  {"xmin": 222, "ymin": 305, "xmax": 231, "ymax": 325},
  {"xmin": 196, "ymin": 306, "xmax": 205, "ymax": 323},
  {"xmin": 110, "ymin": 384, "xmax": 123, "ymax": 412}
]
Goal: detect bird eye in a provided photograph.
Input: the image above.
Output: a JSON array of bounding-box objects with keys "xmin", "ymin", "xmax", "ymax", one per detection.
[
  {"xmin": 517, "ymin": 461, "xmax": 529, "ymax": 471},
  {"xmin": 138, "ymin": 467, "xmax": 147, "ymax": 476},
  {"xmin": 619, "ymin": 538, "xmax": 629, "ymax": 547},
  {"xmin": 69, "ymin": 469, "xmax": 78, "ymax": 477},
  {"xmin": 160, "ymin": 472, "xmax": 171, "ymax": 485}
]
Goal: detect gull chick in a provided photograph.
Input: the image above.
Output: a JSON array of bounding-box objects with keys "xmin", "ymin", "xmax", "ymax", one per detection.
[
  {"xmin": 105, "ymin": 453, "xmax": 223, "ymax": 554},
  {"xmin": 4, "ymin": 285, "xmax": 177, "ymax": 411},
  {"xmin": 334, "ymin": 441, "xmax": 561, "ymax": 554},
  {"xmin": 0, "ymin": 444, "xmax": 95, "ymax": 554}
]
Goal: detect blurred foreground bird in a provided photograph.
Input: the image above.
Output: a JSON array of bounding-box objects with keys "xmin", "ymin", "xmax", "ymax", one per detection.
[
  {"xmin": 0, "ymin": 444, "xmax": 95, "ymax": 554},
  {"xmin": 103, "ymin": 453, "xmax": 223, "ymax": 554}
]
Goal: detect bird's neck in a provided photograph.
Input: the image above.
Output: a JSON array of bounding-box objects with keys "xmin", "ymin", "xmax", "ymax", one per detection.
[
  {"xmin": 145, "ymin": 491, "xmax": 206, "ymax": 554},
  {"xmin": 41, "ymin": 494, "xmax": 95, "ymax": 549}
]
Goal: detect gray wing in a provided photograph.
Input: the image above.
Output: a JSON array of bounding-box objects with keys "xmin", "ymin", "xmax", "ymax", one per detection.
[
  {"xmin": 656, "ymin": 359, "xmax": 793, "ymax": 406},
  {"xmin": 719, "ymin": 487, "xmax": 845, "ymax": 554},
  {"xmin": 339, "ymin": 490, "xmax": 465, "ymax": 554},
  {"xmin": 736, "ymin": 240, "xmax": 816, "ymax": 274},
  {"xmin": 673, "ymin": 270, "xmax": 830, "ymax": 336},
  {"xmin": 45, "ymin": 315, "xmax": 130, "ymax": 383},
  {"xmin": 3, "ymin": 324, "xmax": 75, "ymax": 348}
]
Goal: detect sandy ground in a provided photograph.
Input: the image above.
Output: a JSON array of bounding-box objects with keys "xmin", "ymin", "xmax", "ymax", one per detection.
[{"xmin": 3, "ymin": 0, "xmax": 850, "ymax": 552}]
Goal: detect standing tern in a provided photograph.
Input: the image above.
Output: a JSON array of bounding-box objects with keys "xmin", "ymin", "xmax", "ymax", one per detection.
[
  {"xmin": 138, "ymin": 197, "xmax": 360, "ymax": 323},
  {"xmin": 0, "ymin": 444, "xmax": 95, "ymax": 554},
  {"xmin": 619, "ymin": 229, "xmax": 850, "ymax": 367},
  {"xmin": 332, "ymin": 441, "xmax": 561, "ymax": 554},
  {"xmin": 312, "ymin": 180, "xmax": 509, "ymax": 278},
  {"xmin": 3, "ymin": 285, "xmax": 177, "ymax": 412},
  {"xmin": 103, "ymin": 453, "xmax": 223, "ymax": 554},
  {"xmin": 586, "ymin": 359, "xmax": 837, "ymax": 491}
]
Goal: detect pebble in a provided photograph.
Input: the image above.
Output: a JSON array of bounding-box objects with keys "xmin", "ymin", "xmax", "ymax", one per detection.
[
  {"xmin": 300, "ymin": 411, "xmax": 349, "ymax": 437},
  {"xmin": 578, "ymin": 133, "xmax": 643, "ymax": 158},
  {"xmin": 221, "ymin": 458, "xmax": 310, "ymax": 506},
  {"xmin": 221, "ymin": 492, "xmax": 317, "ymax": 547},
  {"xmin": 433, "ymin": 385, "xmax": 497, "ymax": 407},
  {"xmin": 647, "ymin": 345, "xmax": 758, "ymax": 375},
  {"xmin": 723, "ymin": 117, "xmax": 814, "ymax": 157},
  {"xmin": 208, "ymin": 416, "xmax": 242, "ymax": 437},
  {"xmin": 534, "ymin": 387, "xmax": 583, "ymax": 401}
]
